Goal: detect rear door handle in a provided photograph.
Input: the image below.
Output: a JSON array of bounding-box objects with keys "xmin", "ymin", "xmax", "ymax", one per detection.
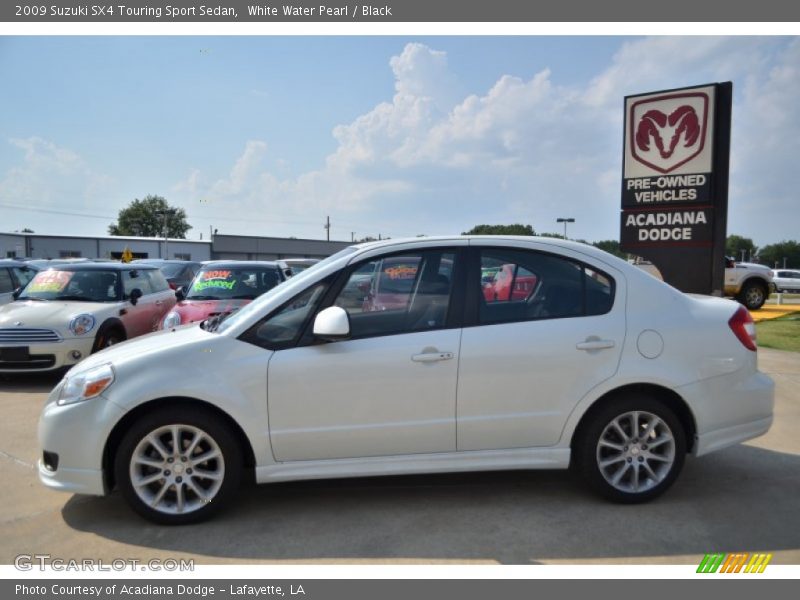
[
  {"xmin": 411, "ymin": 352, "xmax": 454, "ymax": 363},
  {"xmin": 576, "ymin": 339, "xmax": 615, "ymax": 351}
]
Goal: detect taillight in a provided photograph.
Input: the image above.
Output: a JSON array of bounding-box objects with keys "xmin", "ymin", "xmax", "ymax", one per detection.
[
  {"xmin": 729, "ymin": 306, "xmax": 757, "ymax": 351},
  {"xmin": 168, "ymin": 281, "xmax": 177, "ymax": 290}
]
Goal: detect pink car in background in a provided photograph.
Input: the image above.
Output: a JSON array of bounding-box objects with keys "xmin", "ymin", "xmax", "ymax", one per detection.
[{"xmin": 161, "ymin": 262, "xmax": 286, "ymax": 329}]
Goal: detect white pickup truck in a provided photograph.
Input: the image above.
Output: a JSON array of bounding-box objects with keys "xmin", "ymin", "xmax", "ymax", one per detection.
[
  {"xmin": 633, "ymin": 258, "xmax": 774, "ymax": 310},
  {"xmin": 724, "ymin": 259, "xmax": 775, "ymax": 311}
]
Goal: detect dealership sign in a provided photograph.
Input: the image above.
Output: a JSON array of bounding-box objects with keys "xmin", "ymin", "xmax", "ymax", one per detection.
[{"xmin": 620, "ymin": 83, "xmax": 732, "ymax": 295}]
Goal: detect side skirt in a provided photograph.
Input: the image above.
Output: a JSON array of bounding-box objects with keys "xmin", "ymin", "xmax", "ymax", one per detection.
[{"xmin": 255, "ymin": 447, "xmax": 571, "ymax": 484}]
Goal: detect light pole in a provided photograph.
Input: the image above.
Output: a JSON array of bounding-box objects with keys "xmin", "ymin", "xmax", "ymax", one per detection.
[
  {"xmin": 156, "ymin": 209, "xmax": 176, "ymax": 259},
  {"xmin": 556, "ymin": 217, "xmax": 575, "ymax": 240}
]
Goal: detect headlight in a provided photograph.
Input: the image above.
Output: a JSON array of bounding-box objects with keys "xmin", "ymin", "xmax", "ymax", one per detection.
[
  {"xmin": 69, "ymin": 314, "xmax": 96, "ymax": 336},
  {"xmin": 162, "ymin": 311, "xmax": 182, "ymax": 329},
  {"xmin": 57, "ymin": 363, "xmax": 115, "ymax": 406}
]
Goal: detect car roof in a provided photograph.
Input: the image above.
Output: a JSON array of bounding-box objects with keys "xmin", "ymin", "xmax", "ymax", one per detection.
[
  {"xmin": 133, "ymin": 259, "xmax": 200, "ymax": 265},
  {"xmin": 37, "ymin": 262, "xmax": 158, "ymax": 272},
  {"xmin": 199, "ymin": 261, "xmax": 280, "ymax": 269},
  {"xmin": 350, "ymin": 235, "xmax": 618, "ymax": 262},
  {"xmin": 0, "ymin": 259, "xmax": 37, "ymax": 267}
]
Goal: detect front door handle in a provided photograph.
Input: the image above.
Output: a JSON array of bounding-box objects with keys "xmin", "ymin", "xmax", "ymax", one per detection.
[
  {"xmin": 411, "ymin": 351, "xmax": 454, "ymax": 363},
  {"xmin": 576, "ymin": 339, "xmax": 615, "ymax": 351}
]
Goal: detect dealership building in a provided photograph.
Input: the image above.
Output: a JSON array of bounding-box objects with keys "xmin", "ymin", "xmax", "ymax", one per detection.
[{"xmin": 0, "ymin": 232, "xmax": 351, "ymax": 262}]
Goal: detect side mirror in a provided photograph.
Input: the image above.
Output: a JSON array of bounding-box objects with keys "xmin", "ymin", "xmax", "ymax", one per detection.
[
  {"xmin": 313, "ymin": 306, "xmax": 350, "ymax": 341},
  {"xmin": 12, "ymin": 287, "xmax": 21, "ymax": 300},
  {"xmin": 175, "ymin": 286, "xmax": 185, "ymax": 301},
  {"xmin": 129, "ymin": 288, "xmax": 143, "ymax": 306}
]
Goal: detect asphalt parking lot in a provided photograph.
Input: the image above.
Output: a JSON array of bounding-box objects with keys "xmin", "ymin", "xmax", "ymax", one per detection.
[{"xmin": 1, "ymin": 348, "xmax": 798, "ymax": 566}]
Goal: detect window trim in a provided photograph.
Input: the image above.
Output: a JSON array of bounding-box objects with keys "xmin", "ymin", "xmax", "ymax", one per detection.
[{"xmin": 466, "ymin": 246, "xmax": 616, "ymax": 327}]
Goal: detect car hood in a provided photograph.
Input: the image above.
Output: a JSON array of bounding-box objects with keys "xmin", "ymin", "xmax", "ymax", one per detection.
[
  {"xmin": 174, "ymin": 298, "xmax": 251, "ymax": 324},
  {"xmin": 0, "ymin": 300, "xmax": 117, "ymax": 331},
  {"xmin": 72, "ymin": 324, "xmax": 216, "ymax": 374}
]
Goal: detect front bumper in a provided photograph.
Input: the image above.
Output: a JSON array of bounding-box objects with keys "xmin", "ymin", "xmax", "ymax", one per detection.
[
  {"xmin": 37, "ymin": 385, "xmax": 125, "ymax": 496},
  {"xmin": 0, "ymin": 336, "xmax": 95, "ymax": 372}
]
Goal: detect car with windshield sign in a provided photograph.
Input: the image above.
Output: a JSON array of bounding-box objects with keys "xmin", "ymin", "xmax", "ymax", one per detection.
[
  {"xmin": 37, "ymin": 237, "xmax": 774, "ymax": 524},
  {"xmin": 0, "ymin": 263, "xmax": 175, "ymax": 372},
  {"xmin": 161, "ymin": 261, "xmax": 286, "ymax": 330}
]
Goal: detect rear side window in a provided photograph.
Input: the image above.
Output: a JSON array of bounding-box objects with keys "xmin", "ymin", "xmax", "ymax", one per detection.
[{"xmin": 478, "ymin": 248, "xmax": 614, "ymax": 325}]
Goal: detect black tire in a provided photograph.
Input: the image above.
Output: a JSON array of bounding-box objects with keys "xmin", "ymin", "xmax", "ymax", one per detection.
[
  {"xmin": 574, "ymin": 394, "xmax": 686, "ymax": 503},
  {"xmin": 114, "ymin": 405, "xmax": 243, "ymax": 525},
  {"xmin": 92, "ymin": 325, "xmax": 125, "ymax": 353},
  {"xmin": 737, "ymin": 280, "xmax": 768, "ymax": 311}
]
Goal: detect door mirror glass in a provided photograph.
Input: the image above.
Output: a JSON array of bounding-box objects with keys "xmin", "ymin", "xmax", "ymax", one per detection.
[
  {"xmin": 129, "ymin": 288, "xmax": 143, "ymax": 305},
  {"xmin": 313, "ymin": 306, "xmax": 350, "ymax": 341}
]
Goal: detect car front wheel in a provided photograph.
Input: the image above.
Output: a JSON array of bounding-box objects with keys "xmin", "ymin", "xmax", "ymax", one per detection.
[
  {"xmin": 738, "ymin": 281, "xmax": 767, "ymax": 310},
  {"xmin": 114, "ymin": 407, "xmax": 242, "ymax": 524},
  {"xmin": 575, "ymin": 396, "xmax": 686, "ymax": 503}
]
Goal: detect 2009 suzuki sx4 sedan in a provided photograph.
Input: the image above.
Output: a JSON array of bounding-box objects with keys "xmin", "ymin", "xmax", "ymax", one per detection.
[{"xmin": 38, "ymin": 237, "xmax": 774, "ymax": 524}]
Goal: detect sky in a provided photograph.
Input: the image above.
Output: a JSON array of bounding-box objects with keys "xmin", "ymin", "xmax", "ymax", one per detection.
[{"xmin": 0, "ymin": 36, "xmax": 798, "ymax": 247}]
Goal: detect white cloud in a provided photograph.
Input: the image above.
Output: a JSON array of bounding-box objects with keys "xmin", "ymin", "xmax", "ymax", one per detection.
[
  {"xmin": 0, "ymin": 137, "xmax": 114, "ymax": 210},
  {"xmin": 176, "ymin": 38, "xmax": 800, "ymax": 243}
]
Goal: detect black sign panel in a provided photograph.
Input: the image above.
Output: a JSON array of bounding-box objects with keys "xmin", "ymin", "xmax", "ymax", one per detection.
[{"xmin": 620, "ymin": 82, "xmax": 732, "ymax": 295}]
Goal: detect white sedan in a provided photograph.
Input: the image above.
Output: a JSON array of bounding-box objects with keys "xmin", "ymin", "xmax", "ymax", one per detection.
[{"xmin": 38, "ymin": 237, "xmax": 774, "ymax": 524}]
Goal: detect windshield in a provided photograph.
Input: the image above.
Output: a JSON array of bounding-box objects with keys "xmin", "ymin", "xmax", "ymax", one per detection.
[
  {"xmin": 20, "ymin": 270, "xmax": 120, "ymax": 302},
  {"xmin": 187, "ymin": 266, "xmax": 282, "ymax": 300},
  {"xmin": 214, "ymin": 246, "xmax": 357, "ymax": 333}
]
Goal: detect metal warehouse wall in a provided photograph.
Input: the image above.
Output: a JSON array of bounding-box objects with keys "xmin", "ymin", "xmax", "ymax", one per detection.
[
  {"xmin": 0, "ymin": 234, "xmax": 26, "ymax": 258},
  {"xmin": 211, "ymin": 235, "xmax": 350, "ymax": 260}
]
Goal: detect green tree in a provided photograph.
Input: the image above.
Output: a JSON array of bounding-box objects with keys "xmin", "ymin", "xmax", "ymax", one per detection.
[
  {"xmin": 758, "ymin": 240, "xmax": 800, "ymax": 269},
  {"xmin": 463, "ymin": 224, "xmax": 536, "ymax": 236},
  {"xmin": 725, "ymin": 234, "xmax": 758, "ymax": 262},
  {"xmin": 109, "ymin": 195, "xmax": 191, "ymax": 238},
  {"xmin": 538, "ymin": 232, "xmax": 564, "ymax": 239},
  {"xmin": 592, "ymin": 239, "xmax": 627, "ymax": 259}
]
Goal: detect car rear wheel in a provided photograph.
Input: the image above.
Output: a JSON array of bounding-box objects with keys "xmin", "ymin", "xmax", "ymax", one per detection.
[
  {"xmin": 738, "ymin": 281, "xmax": 767, "ymax": 310},
  {"xmin": 114, "ymin": 406, "xmax": 242, "ymax": 524},
  {"xmin": 575, "ymin": 395, "xmax": 686, "ymax": 503}
]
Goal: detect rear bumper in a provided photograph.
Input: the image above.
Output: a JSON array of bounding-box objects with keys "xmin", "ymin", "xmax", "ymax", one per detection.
[
  {"xmin": 694, "ymin": 416, "xmax": 773, "ymax": 456},
  {"xmin": 680, "ymin": 370, "xmax": 775, "ymax": 456}
]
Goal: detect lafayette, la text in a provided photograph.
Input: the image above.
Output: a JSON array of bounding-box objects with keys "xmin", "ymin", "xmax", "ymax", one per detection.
[{"xmin": 16, "ymin": 584, "xmax": 307, "ymax": 597}]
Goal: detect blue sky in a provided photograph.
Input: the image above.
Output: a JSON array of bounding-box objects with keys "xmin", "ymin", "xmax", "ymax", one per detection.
[{"xmin": 0, "ymin": 36, "xmax": 797, "ymax": 246}]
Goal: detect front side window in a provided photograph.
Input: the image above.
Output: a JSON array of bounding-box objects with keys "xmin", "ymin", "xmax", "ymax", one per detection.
[
  {"xmin": 123, "ymin": 270, "xmax": 153, "ymax": 298},
  {"xmin": 145, "ymin": 269, "xmax": 170, "ymax": 293},
  {"xmin": 477, "ymin": 249, "xmax": 614, "ymax": 325},
  {"xmin": 333, "ymin": 251, "xmax": 457, "ymax": 338},
  {"xmin": 241, "ymin": 281, "xmax": 329, "ymax": 349},
  {"xmin": 11, "ymin": 267, "xmax": 36, "ymax": 288},
  {"xmin": 0, "ymin": 269, "xmax": 13, "ymax": 294}
]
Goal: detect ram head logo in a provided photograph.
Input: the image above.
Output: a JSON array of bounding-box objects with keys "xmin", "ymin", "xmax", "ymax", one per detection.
[
  {"xmin": 629, "ymin": 92, "xmax": 709, "ymax": 174},
  {"xmin": 636, "ymin": 106, "xmax": 700, "ymax": 160}
]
